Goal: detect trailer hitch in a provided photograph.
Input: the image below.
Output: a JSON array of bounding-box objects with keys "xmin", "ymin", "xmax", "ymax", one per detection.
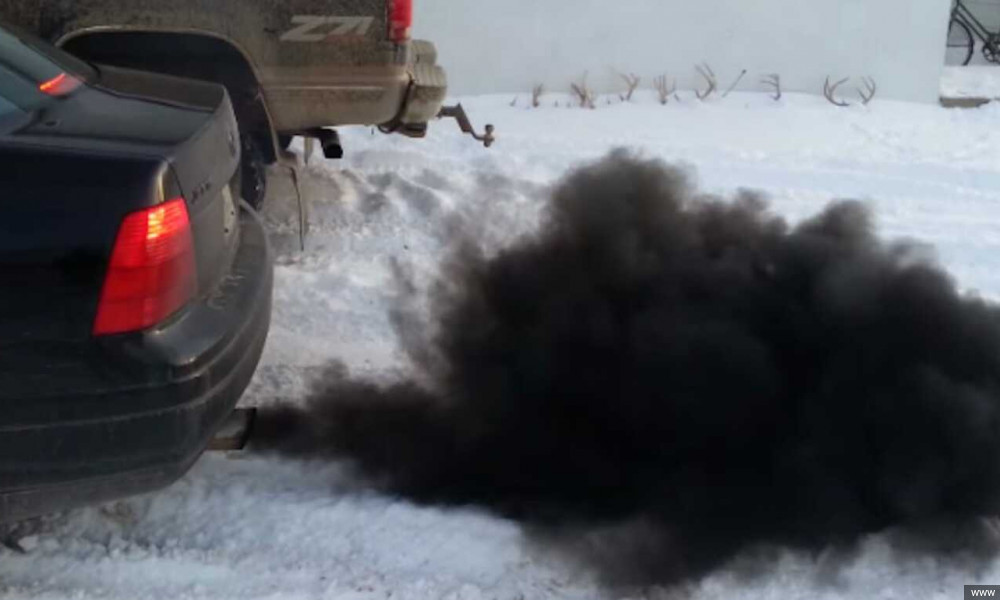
[{"xmin": 438, "ymin": 104, "xmax": 495, "ymax": 148}]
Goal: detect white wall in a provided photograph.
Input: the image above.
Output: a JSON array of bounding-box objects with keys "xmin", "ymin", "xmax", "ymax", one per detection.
[{"xmin": 414, "ymin": 0, "xmax": 953, "ymax": 104}]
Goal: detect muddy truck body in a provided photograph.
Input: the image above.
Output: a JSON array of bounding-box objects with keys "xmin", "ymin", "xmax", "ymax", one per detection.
[{"xmin": 0, "ymin": 0, "xmax": 485, "ymax": 207}]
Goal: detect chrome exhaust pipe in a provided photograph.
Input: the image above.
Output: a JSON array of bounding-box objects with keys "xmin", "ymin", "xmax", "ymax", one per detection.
[{"xmin": 208, "ymin": 408, "xmax": 257, "ymax": 451}]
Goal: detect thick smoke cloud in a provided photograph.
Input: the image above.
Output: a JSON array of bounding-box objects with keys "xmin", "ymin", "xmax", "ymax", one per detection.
[{"xmin": 255, "ymin": 151, "xmax": 1000, "ymax": 586}]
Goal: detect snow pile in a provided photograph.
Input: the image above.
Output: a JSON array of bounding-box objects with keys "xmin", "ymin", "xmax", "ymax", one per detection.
[
  {"xmin": 3, "ymin": 94, "xmax": 1000, "ymax": 599},
  {"xmin": 941, "ymin": 66, "xmax": 1000, "ymax": 98}
]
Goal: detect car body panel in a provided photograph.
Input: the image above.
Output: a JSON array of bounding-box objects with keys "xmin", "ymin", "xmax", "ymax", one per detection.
[
  {"xmin": 0, "ymin": 27, "xmax": 272, "ymax": 521},
  {"xmin": 0, "ymin": 67, "xmax": 240, "ymax": 342},
  {"xmin": 0, "ymin": 205, "xmax": 272, "ymax": 522}
]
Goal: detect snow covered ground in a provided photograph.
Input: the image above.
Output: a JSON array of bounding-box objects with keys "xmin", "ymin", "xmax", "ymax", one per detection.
[
  {"xmin": 942, "ymin": 66, "xmax": 1000, "ymax": 98},
  {"xmin": 5, "ymin": 92, "xmax": 1000, "ymax": 599}
]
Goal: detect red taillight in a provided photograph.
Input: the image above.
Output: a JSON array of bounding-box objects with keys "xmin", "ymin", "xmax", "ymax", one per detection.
[
  {"xmin": 38, "ymin": 72, "xmax": 82, "ymax": 97},
  {"xmin": 93, "ymin": 198, "xmax": 197, "ymax": 336},
  {"xmin": 388, "ymin": 0, "xmax": 412, "ymax": 43}
]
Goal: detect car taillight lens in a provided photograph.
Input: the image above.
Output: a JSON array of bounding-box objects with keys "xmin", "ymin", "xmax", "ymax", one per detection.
[
  {"xmin": 93, "ymin": 198, "xmax": 197, "ymax": 336},
  {"xmin": 38, "ymin": 72, "xmax": 82, "ymax": 97},
  {"xmin": 388, "ymin": 0, "xmax": 412, "ymax": 43}
]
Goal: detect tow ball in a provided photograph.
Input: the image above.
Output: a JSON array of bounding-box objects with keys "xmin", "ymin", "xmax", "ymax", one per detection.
[{"xmin": 438, "ymin": 104, "xmax": 495, "ymax": 148}]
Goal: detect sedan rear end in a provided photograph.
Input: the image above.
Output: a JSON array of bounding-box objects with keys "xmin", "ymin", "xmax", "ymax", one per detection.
[{"xmin": 0, "ymin": 24, "xmax": 273, "ymax": 522}]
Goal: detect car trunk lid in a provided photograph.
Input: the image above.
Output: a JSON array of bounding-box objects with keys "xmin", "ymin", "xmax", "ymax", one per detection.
[{"xmin": 0, "ymin": 69, "xmax": 239, "ymax": 346}]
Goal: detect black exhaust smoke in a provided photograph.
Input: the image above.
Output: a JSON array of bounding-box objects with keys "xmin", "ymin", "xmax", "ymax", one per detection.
[{"xmin": 256, "ymin": 151, "xmax": 1000, "ymax": 585}]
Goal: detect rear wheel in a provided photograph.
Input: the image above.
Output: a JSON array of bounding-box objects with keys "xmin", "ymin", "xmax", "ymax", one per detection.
[{"xmin": 946, "ymin": 18, "xmax": 975, "ymax": 66}]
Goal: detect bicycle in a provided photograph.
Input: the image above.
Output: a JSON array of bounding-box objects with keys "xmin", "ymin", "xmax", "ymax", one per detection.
[{"xmin": 947, "ymin": 0, "xmax": 1000, "ymax": 66}]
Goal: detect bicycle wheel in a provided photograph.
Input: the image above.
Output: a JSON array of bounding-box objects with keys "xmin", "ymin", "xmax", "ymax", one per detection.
[{"xmin": 946, "ymin": 18, "xmax": 974, "ymax": 66}]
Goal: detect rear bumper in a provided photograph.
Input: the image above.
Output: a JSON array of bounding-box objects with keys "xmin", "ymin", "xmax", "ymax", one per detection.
[
  {"xmin": 264, "ymin": 39, "xmax": 447, "ymax": 132},
  {"xmin": 397, "ymin": 41, "xmax": 448, "ymax": 126},
  {"xmin": 395, "ymin": 61, "xmax": 448, "ymax": 129},
  {"xmin": 0, "ymin": 205, "xmax": 272, "ymax": 523}
]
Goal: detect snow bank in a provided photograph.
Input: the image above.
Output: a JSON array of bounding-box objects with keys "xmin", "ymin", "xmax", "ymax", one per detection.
[{"xmin": 942, "ymin": 66, "xmax": 1000, "ymax": 98}]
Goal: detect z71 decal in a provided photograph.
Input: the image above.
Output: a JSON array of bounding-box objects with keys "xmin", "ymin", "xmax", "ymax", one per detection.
[{"xmin": 280, "ymin": 16, "xmax": 375, "ymax": 42}]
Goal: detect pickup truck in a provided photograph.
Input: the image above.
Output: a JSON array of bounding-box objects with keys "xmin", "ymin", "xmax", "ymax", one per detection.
[{"xmin": 0, "ymin": 0, "xmax": 488, "ymax": 208}]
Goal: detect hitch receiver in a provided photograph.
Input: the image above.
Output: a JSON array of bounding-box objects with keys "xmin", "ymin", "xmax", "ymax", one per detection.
[{"xmin": 438, "ymin": 104, "xmax": 495, "ymax": 148}]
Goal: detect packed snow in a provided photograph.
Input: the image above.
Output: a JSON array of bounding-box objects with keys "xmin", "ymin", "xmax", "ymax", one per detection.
[
  {"xmin": 942, "ymin": 66, "xmax": 1000, "ymax": 98},
  {"xmin": 5, "ymin": 91, "xmax": 1000, "ymax": 599}
]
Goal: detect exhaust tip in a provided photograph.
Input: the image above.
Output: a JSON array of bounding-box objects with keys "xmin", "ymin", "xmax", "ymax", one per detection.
[{"xmin": 208, "ymin": 408, "xmax": 257, "ymax": 451}]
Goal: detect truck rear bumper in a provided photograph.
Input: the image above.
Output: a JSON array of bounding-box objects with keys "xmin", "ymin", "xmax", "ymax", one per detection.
[
  {"xmin": 0, "ymin": 206, "xmax": 272, "ymax": 523},
  {"xmin": 397, "ymin": 60, "xmax": 448, "ymax": 127},
  {"xmin": 262, "ymin": 40, "xmax": 447, "ymax": 133}
]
